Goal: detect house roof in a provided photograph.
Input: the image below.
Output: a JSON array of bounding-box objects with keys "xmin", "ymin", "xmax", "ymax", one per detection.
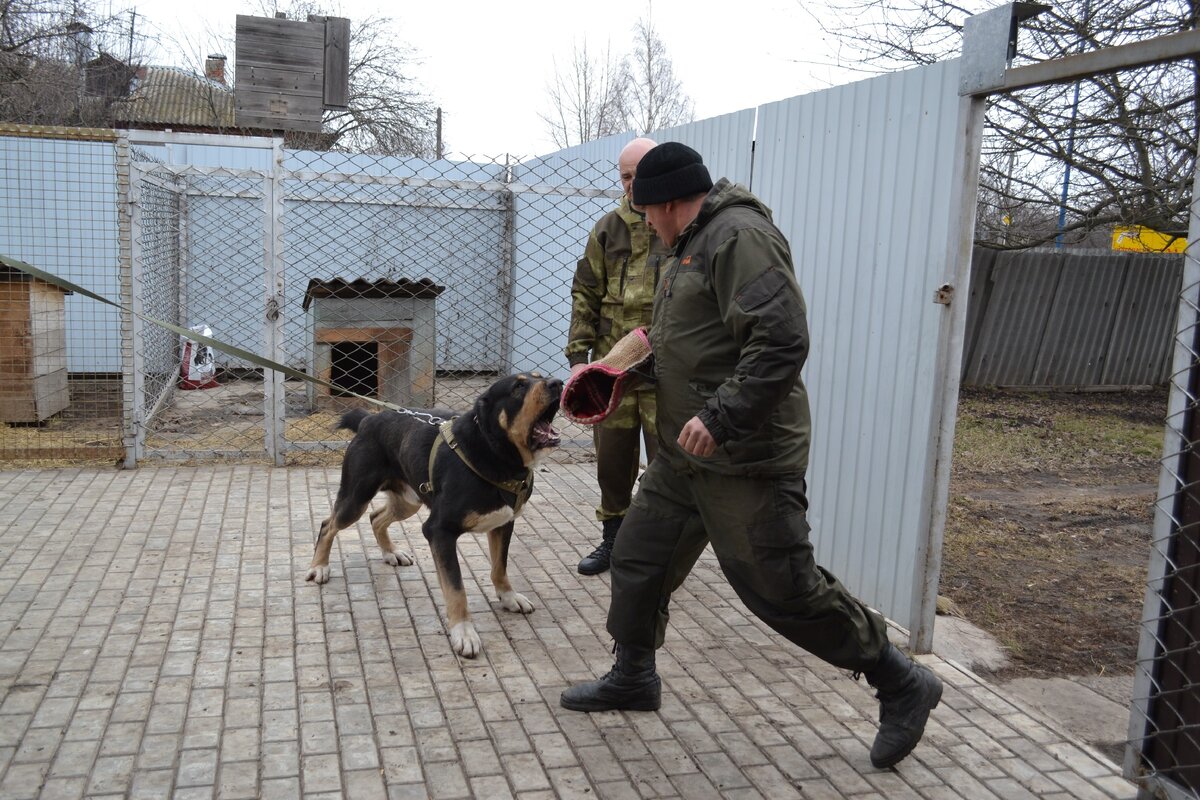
[{"xmin": 113, "ymin": 66, "xmax": 235, "ymax": 129}]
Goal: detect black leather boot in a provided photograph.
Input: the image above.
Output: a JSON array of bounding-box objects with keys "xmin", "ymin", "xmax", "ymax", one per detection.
[
  {"xmin": 560, "ymin": 644, "xmax": 661, "ymax": 711},
  {"xmin": 865, "ymin": 643, "xmax": 943, "ymax": 768},
  {"xmin": 577, "ymin": 516, "xmax": 622, "ymax": 575}
]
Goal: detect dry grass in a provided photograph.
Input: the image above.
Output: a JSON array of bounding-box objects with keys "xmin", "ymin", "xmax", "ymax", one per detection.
[{"xmin": 941, "ymin": 387, "xmax": 1165, "ymax": 678}]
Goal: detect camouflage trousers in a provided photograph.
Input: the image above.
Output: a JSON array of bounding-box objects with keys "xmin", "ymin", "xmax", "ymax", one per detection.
[
  {"xmin": 607, "ymin": 459, "xmax": 888, "ymax": 671},
  {"xmin": 592, "ymin": 389, "xmax": 657, "ymax": 521}
]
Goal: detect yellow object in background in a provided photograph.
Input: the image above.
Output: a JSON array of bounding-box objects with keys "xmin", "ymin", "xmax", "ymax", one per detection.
[{"xmin": 1112, "ymin": 226, "xmax": 1186, "ymax": 253}]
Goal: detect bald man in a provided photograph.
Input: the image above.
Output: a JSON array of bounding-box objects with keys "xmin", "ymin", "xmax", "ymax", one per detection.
[{"xmin": 566, "ymin": 137, "xmax": 673, "ymax": 575}]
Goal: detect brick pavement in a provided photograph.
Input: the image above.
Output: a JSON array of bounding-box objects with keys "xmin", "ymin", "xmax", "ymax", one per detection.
[{"xmin": 0, "ymin": 465, "xmax": 1138, "ymax": 799}]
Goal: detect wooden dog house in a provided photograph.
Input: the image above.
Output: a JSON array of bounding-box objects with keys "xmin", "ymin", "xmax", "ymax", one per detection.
[
  {"xmin": 0, "ymin": 264, "xmax": 71, "ymax": 423},
  {"xmin": 303, "ymin": 278, "xmax": 444, "ymax": 410}
]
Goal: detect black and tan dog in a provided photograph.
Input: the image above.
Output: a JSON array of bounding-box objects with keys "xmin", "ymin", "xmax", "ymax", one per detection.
[{"xmin": 306, "ymin": 373, "xmax": 562, "ymax": 658}]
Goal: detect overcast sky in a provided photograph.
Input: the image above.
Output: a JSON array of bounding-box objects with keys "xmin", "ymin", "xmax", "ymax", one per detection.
[{"xmin": 121, "ymin": 0, "xmax": 863, "ymax": 157}]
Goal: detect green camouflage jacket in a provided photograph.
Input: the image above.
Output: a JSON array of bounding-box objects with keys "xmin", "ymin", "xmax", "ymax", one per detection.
[
  {"xmin": 566, "ymin": 197, "xmax": 672, "ymax": 366},
  {"xmin": 651, "ymin": 179, "xmax": 813, "ymax": 476}
]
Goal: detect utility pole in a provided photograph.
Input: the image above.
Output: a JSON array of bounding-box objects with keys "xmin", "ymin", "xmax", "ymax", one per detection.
[
  {"xmin": 1055, "ymin": 0, "xmax": 1092, "ymax": 250},
  {"xmin": 435, "ymin": 107, "xmax": 443, "ymax": 159},
  {"xmin": 127, "ymin": 10, "xmax": 136, "ymax": 68},
  {"xmin": 1004, "ymin": 149, "xmax": 1016, "ymax": 246}
]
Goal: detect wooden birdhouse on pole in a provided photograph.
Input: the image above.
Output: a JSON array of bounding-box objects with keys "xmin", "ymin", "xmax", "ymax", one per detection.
[{"xmin": 234, "ymin": 13, "xmax": 351, "ymax": 133}]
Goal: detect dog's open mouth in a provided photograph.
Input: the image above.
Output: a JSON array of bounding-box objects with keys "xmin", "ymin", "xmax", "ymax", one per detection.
[{"xmin": 531, "ymin": 419, "xmax": 561, "ymax": 449}]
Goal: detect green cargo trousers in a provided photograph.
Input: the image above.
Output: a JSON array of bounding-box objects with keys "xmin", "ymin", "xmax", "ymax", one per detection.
[{"xmin": 607, "ymin": 459, "xmax": 889, "ymax": 672}]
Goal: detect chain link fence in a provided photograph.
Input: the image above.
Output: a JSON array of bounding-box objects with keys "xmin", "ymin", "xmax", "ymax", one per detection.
[
  {"xmin": 279, "ymin": 151, "xmax": 516, "ymax": 460},
  {"xmin": 130, "ymin": 148, "xmax": 185, "ymax": 447},
  {"xmin": 1130, "ymin": 235, "xmax": 1200, "ymax": 798},
  {"xmin": 132, "ymin": 158, "xmax": 271, "ymax": 462},
  {"xmin": 0, "ymin": 127, "xmax": 125, "ymax": 464},
  {"xmin": 0, "ymin": 129, "xmax": 613, "ymax": 465}
]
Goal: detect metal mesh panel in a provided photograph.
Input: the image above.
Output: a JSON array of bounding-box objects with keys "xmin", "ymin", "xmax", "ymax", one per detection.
[
  {"xmin": 276, "ymin": 150, "xmax": 610, "ymax": 464},
  {"xmin": 133, "ymin": 163, "xmax": 269, "ymax": 461},
  {"xmin": 103, "ymin": 145, "xmax": 612, "ymax": 464},
  {"xmin": 1131, "ymin": 235, "xmax": 1200, "ymax": 797},
  {"xmin": 281, "ymin": 151, "xmax": 508, "ymax": 453},
  {"xmin": 131, "ymin": 153, "xmax": 183, "ymax": 428},
  {"xmin": 0, "ymin": 134, "xmax": 623, "ymax": 465},
  {"xmin": 0, "ymin": 129, "xmax": 124, "ymax": 464}
]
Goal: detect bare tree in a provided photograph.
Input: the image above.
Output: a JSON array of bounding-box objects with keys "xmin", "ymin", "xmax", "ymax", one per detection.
[
  {"xmin": 621, "ymin": 15, "xmax": 694, "ymax": 134},
  {"xmin": 808, "ymin": 0, "xmax": 1195, "ymax": 249},
  {"xmin": 310, "ymin": 14, "xmax": 437, "ymax": 156},
  {"xmin": 0, "ymin": 0, "xmax": 145, "ymax": 127},
  {"xmin": 541, "ymin": 39, "xmax": 629, "ymax": 149}
]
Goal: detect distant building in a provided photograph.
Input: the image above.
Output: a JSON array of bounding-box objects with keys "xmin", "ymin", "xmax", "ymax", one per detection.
[{"xmin": 105, "ymin": 55, "xmax": 236, "ymax": 134}]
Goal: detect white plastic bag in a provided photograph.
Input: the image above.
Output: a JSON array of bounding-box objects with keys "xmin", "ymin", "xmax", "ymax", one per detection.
[{"xmin": 180, "ymin": 324, "xmax": 218, "ymax": 389}]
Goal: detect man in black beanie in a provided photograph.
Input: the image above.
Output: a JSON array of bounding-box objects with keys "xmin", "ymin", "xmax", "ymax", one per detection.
[{"xmin": 560, "ymin": 142, "xmax": 944, "ymax": 770}]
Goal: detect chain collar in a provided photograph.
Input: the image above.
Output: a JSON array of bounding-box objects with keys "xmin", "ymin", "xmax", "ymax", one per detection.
[{"xmin": 394, "ymin": 407, "xmax": 450, "ymax": 426}]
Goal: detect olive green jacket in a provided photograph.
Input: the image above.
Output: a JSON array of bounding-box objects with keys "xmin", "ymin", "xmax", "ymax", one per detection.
[
  {"xmin": 566, "ymin": 197, "xmax": 673, "ymax": 366},
  {"xmin": 651, "ymin": 179, "xmax": 812, "ymax": 476}
]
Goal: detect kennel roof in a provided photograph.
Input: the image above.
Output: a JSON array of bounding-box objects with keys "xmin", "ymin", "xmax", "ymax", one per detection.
[{"xmin": 303, "ymin": 277, "xmax": 446, "ymax": 310}]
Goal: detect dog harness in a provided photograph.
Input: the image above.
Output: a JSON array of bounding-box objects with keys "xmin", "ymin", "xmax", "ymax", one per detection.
[{"xmin": 421, "ymin": 420, "xmax": 535, "ymax": 515}]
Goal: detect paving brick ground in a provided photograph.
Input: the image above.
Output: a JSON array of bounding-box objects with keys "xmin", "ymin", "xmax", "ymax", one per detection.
[{"xmin": 0, "ymin": 465, "xmax": 1138, "ymax": 799}]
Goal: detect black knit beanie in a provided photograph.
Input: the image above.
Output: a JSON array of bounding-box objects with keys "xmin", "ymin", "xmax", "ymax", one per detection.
[{"xmin": 631, "ymin": 142, "xmax": 713, "ymax": 206}]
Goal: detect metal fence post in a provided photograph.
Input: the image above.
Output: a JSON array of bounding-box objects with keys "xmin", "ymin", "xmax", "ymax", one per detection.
[
  {"xmin": 911, "ymin": 92, "xmax": 987, "ymax": 653},
  {"xmin": 263, "ymin": 138, "xmax": 287, "ymax": 465},
  {"xmin": 498, "ymin": 155, "xmax": 516, "ymax": 375},
  {"xmin": 116, "ymin": 135, "xmax": 145, "ymax": 468}
]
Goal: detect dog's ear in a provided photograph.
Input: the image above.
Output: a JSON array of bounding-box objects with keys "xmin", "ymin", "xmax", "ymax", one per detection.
[
  {"xmin": 473, "ymin": 385, "xmax": 494, "ymax": 419},
  {"xmin": 473, "ymin": 395, "xmax": 486, "ymax": 417}
]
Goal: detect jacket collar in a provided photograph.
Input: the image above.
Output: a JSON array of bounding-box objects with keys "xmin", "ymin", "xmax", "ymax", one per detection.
[{"xmin": 615, "ymin": 195, "xmax": 647, "ymax": 225}]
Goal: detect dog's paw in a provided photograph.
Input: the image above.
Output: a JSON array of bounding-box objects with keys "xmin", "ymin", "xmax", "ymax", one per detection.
[
  {"xmin": 382, "ymin": 549, "xmax": 414, "ymax": 567},
  {"xmin": 449, "ymin": 621, "xmax": 482, "ymax": 658},
  {"xmin": 306, "ymin": 565, "xmax": 331, "ymax": 584},
  {"xmin": 498, "ymin": 590, "xmax": 534, "ymax": 614}
]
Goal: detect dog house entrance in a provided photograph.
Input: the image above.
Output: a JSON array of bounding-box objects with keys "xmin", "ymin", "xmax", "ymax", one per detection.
[{"xmin": 330, "ymin": 341, "xmax": 378, "ymax": 397}]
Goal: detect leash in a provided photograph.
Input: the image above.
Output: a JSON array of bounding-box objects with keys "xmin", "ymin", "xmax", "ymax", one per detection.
[
  {"xmin": 421, "ymin": 419, "xmax": 534, "ymax": 514},
  {"xmin": 0, "ymin": 253, "xmax": 418, "ymax": 415}
]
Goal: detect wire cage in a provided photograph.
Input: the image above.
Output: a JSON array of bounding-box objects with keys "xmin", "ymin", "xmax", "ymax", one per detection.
[
  {"xmin": 0, "ymin": 127, "xmax": 125, "ymax": 464},
  {"xmin": 0, "ymin": 127, "xmax": 611, "ymax": 466}
]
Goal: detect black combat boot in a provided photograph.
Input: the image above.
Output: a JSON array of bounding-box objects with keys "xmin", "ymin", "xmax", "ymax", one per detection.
[
  {"xmin": 865, "ymin": 643, "xmax": 944, "ymax": 768},
  {"xmin": 577, "ymin": 516, "xmax": 622, "ymax": 575},
  {"xmin": 560, "ymin": 644, "xmax": 661, "ymax": 712}
]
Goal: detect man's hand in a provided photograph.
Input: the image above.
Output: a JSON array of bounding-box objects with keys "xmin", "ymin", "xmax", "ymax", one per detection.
[
  {"xmin": 678, "ymin": 416, "xmax": 717, "ymax": 457},
  {"xmin": 570, "ymin": 363, "xmax": 588, "ymax": 378}
]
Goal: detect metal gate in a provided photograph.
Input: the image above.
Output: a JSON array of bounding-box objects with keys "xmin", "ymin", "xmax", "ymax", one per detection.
[{"xmin": 127, "ymin": 142, "xmax": 273, "ymax": 463}]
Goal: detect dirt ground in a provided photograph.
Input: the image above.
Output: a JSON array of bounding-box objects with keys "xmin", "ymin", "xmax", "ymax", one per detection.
[{"xmin": 940, "ymin": 387, "xmax": 1167, "ymax": 680}]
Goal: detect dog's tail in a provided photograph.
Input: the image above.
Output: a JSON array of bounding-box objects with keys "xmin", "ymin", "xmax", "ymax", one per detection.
[{"xmin": 337, "ymin": 408, "xmax": 370, "ymax": 433}]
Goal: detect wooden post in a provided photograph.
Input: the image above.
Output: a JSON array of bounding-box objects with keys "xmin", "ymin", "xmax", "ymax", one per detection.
[{"xmin": 436, "ymin": 107, "xmax": 443, "ymax": 159}]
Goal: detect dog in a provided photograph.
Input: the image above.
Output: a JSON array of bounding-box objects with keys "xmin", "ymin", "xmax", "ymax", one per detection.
[{"xmin": 306, "ymin": 373, "xmax": 563, "ymax": 658}]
